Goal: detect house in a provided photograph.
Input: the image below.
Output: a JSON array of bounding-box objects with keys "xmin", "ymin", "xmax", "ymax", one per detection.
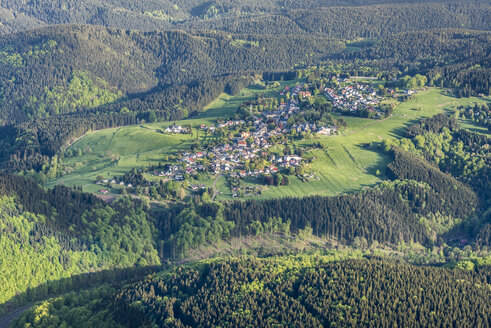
[
  {"xmin": 299, "ymin": 91, "xmax": 312, "ymax": 98},
  {"xmin": 317, "ymin": 127, "xmax": 332, "ymax": 135},
  {"xmin": 99, "ymin": 190, "xmax": 109, "ymax": 194}
]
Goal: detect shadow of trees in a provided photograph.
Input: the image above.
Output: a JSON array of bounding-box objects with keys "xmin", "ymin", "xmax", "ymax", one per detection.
[{"xmin": 0, "ymin": 265, "xmax": 162, "ymax": 318}]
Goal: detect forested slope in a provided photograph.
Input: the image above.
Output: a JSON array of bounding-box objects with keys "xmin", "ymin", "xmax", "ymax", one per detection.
[
  {"xmin": 0, "ymin": 0, "xmax": 489, "ymax": 37},
  {"xmin": 345, "ymin": 29, "xmax": 491, "ymax": 95},
  {"xmin": 0, "ymin": 174, "xmax": 160, "ymax": 313},
  {"xmin": 13, "ymin": 256, "xmax": 491, "ymax": 327},
  {"xmin": 186, "ymin": 2, "xmax": 491, "ymax": 38},
  {"xmin": 1, "ymin": 113, "xmax": 489, "ymax": 318},
  {"xmin": 0, "ymin": 24, "xmax": 342, "ymax": 123}
]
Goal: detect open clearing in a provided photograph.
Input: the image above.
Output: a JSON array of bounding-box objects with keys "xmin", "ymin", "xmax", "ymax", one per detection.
[{"xmin": 48, "ymin": 86, "xmax": 489, "ymax": 199}]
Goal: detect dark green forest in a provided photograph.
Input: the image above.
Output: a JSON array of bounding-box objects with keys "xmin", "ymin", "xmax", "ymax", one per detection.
[
  {"xmin": 12, "ymin": 256, "xmax": 491, "ymax": 328},
  {"xmin": 1, "ymin": 0, "xmax": 489, "ymax": 38},
  {"xmin": 0, "ymin": 25, "xmax": 343, "ymax": 123}
]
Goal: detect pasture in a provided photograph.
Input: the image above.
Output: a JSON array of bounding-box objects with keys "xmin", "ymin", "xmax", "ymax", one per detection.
[{"xmin": 48, "ymin": 86, "xmax": 489, "ymax": 199}]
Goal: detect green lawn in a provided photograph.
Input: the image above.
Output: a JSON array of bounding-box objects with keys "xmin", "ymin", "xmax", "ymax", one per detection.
[
  {"xmin": 48, "ymin": 82, "xmax": 294, "ymax": 190},
  {"xmin": 256, "ymin": 88, "xmax": 490, "ymax": 198},
  {"xmin": 458, "ymin": 119, "xmax": 490, "ymax": 135},
  {"xmin": 48, "ymin": 87, "xmax": 489, "ymax": 199}
]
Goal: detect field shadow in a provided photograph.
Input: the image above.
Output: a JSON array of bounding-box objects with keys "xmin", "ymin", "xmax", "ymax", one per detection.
[
  {"xmin": 0, "ymin": 265, "xmax": 162, "ymax": 320},
  {"xmin": 388, "ymin": 118, "xmax": 420, "ymax": 138},
  {"xmin": 354, "ymin": 144, "xmax": 392, "ymax": 178}
]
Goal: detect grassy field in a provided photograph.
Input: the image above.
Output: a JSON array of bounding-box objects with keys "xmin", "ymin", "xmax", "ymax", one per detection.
[
  {"xmin": 242, "ymin": 88, "xmax": 489, "ymax": 199},
  {"xmin": 458, "ymin": 119, "xmax": 490, "ymax": 135},
  {"xmin": 48, "ymin": 86, "xmax": 489, "ymax": 199},
  {"xmin": 47, "ymin": 81, "xmax": 295, "ymax": 191}
]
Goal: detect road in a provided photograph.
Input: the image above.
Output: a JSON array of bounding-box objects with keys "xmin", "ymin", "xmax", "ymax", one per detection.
[
  {"xmin": 0, "ymin": 304, "xmax": 34, "ymax": 328},
  {"xmin": 211, "ymin": 174, "xmax": 222, "ymax": 201}
]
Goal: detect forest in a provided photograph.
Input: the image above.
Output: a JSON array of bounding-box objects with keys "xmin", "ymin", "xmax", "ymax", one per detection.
[
  {"xmin": 1, "ymin": 0, "xmax": 489, "ymax": 38},
  {"xmin": 0, "ymin": 25, "xmax": 342, "ymax": 123},
  {"xmin": 12, "ymin": 256, "xmax": 491, "ymax": 328},
  {"xmin": 0, "ymin": 23, "xmax": 489, "ymax": 125},
  {"xmin": 344, "ymin": 29, "xmax": 491, "ymax": 95},
  {"xmin": 0, "ymin": 174, "xmax": 161, "ymax": 315},
  {"xmin": 0, "ymin": 1, "xmax": 490, "ymax": 326}
]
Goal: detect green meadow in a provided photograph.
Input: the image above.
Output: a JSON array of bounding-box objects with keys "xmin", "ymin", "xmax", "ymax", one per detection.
[{"xmin": 48, "ymin": 86, "xmax": 489, "ymax": 199}]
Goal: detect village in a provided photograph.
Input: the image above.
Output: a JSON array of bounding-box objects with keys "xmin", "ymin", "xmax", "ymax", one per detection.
[
  {"xmin": 153, "ymin": 82, "xmax": 338, "ymax": 184},
  {"xmin": 98, "ymin": 78, "xmax": 411, "ymax": 197}
]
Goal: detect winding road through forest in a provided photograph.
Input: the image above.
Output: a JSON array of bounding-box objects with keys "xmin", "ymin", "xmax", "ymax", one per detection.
[{"xmin": 0, "ymin": 304, "xmax": 34, "ymax": 328}]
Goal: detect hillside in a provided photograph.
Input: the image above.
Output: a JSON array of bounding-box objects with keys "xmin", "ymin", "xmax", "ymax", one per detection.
[
  {"xmin": 0, "ymin": 24, "xmax": 344, "ymax": 123},
  {"xmin": 0, "ymin": 0, "xmax": 489, "ymax": 37},
  {"xmin": 11, "ymin": 256, "xmax": 491, "ymax": 328},
  {"xmin": 1, "ymin": 111, "xmax": 490, "ymax": 322},
  {"xmin": 0, "ymin": 1, "xmax": 490, "ymax": 326},
  {"xmin": 0, "ymin": 174, "xmax": 160, "ymax": 315}
]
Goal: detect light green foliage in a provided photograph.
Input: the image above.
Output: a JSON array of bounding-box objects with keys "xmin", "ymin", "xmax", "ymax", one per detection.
[
  {"xmin": 230, "ymin": 39, "xmax": 260, "ymax": 48},
  {"xmin": 32, "ymin": 71, "xmax": 123, "ymax": 116},
  {"xmin": 144, "ymin": 10, "xmax": 172, "ymax": 21},
  {"xmin": 13, "ymin": 286, "xmax": 123, "ymax": 328},
  {"xmin": 247, "ymin": 216, "xmax": 291, "ymax": 236},
  {"xmin": 419, "ymin": 213, "xmax": 462, "ymax": 236},
  {"xmin": 201, "ymin": 4, "xmax": 222, "ymax": 19},
  {"xmin": 0, "ymin": 196, "xmax": 97, "ymax": 305},
  {"xmin": 170, "ymin": 203, "xmax": 235, "ymax": 258},
  {"xmin": 0, "ymin": 51, "xmax": 22, "ymax": 67},
  {"xmin": 0, "ymin": 40, "xmax": 58, "ymax": 68},
  {"xmin": 455, "ymin": 260, "xmax": 476, "ymax": 271},
  {"xmin": 80, "ymin": 201, "xmax": 160, "ymax": 267},
  {"xmin": 0, "ymin": 195, "xmax": 159, "ymax": 306},
  {"xmin": 400, "ymin": 74, "xmax": 428, "ymax": 89}
]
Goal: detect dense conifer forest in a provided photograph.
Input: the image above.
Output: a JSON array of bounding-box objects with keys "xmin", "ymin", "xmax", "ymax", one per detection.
[
  {"xmin": 12, "ymin": 256, "xmax": 491, "ymax": 328},
  {"xmin": 1, "ymin": 0, "xmax": 489, "ymax": 37}
]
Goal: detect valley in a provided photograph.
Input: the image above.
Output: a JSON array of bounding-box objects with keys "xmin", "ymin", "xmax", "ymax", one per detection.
[{"xmin": 0, "ymin": 1, "xmax": 490, "ymax": 327}]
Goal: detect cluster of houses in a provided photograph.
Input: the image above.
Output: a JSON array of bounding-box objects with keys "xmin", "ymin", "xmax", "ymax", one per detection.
[
  {"xmin": 186, "ymin": 84, "xmax": 341, "ymax": 177},
  {"xmin": 325, "ymin": 84, "xmax": 381, "ymax": 113},
  {"xmin": 148, "ymin": 83, "xmax": 341, "ymax": 181},
  {"xmin": 164, "ymin": 124, "xmax": 189, "ymax": 134},
  {"xmin": 97, "ymin": 179, "xmax": 133, "ymax": 193},
  {"xmin": 96, "ymin": 82, "xmax": 347, "ymax": 195}
]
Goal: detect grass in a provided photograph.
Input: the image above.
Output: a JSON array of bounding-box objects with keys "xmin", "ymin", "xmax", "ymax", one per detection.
[
  {"xmin": 458, "ymin": 119, "xmax": 489, "ymax": 135},
  {"xmin": 48, "ymin": 87, "xmax": 489, "ymax": 199},
  {"xmin": 253, "ymin": 88, "xmax": 490, "ymax": 199}
]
